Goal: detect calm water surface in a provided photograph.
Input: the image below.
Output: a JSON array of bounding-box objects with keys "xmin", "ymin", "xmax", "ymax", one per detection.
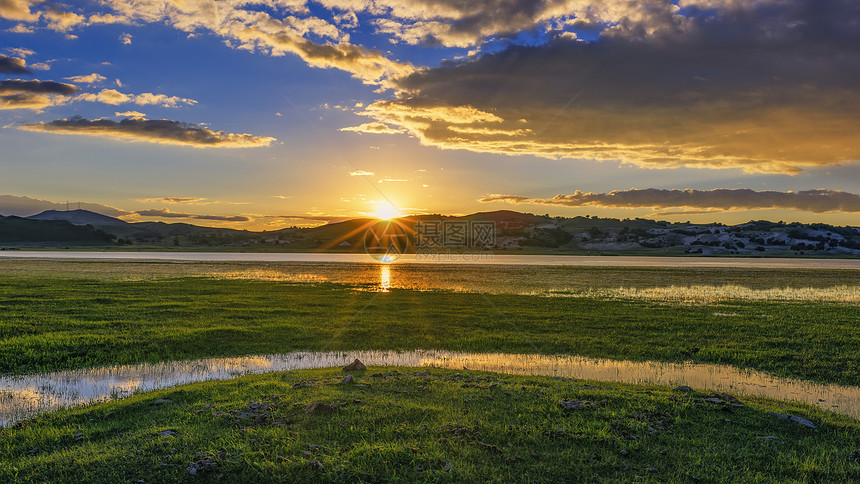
[
  {"xmin": 2, "ymin": 350, "xmax": 859, "ymax": 426},
  {"xmin": 2, "ymin": 250, "xmax": 859, "ymax": 269}
]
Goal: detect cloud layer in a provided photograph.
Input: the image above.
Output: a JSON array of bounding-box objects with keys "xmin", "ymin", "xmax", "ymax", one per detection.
[
  {"xmin": 20, "ymin": 116, "xmax": 276, "ymax": 148},
  {"xmin": 135, "ymin": 208, "xmax": 249, "ymax": 222},
  {"xmin": 482, "ymin": 189, "xmax": 860, "ymax": 213}
]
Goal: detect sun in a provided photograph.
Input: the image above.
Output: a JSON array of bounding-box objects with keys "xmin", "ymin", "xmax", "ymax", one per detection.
[{"xmin": 372, "ymin": 202, "xmax": 402, "ymax": 220}]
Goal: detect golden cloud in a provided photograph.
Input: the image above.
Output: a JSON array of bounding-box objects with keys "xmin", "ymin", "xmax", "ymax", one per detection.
[
  {"xmin": 75, "ymin": 88, "xmax": 196, "ymax": 107},
  {"xmin": 0, "ymin": 0, "xmax": 40, "ymax": 22},
  {"xmin": 64, "ymin": 73, "xmax": 106, "ymax": 84},
  {"xmin": 21, "ymin": 115, "xmax": 276, "ymax": 148},
  {"xmin": 91, "ymin": 0, "xmax": 414, "ymax": 85},
  {"xmin": 339, "ymin": 122, "xmax": 404, "ymax": 134}
]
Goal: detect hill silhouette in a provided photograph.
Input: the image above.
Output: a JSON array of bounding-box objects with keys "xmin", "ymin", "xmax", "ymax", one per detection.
[{"xmin": 0, "ymin": 215, "xmax": 115, "ymax": 244}]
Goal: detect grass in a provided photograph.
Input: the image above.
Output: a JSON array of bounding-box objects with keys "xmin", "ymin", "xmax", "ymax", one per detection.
[
  {"xmin": 1, "ymin": 262, "xmax": 859, "ymax": 481},
  {"xmin": 3, "ymin": 366, "xmax": 860, "ymax": 483},
  {"xmin": 0, "ymin": 273, "xmax": 858, "ymax": 385}
]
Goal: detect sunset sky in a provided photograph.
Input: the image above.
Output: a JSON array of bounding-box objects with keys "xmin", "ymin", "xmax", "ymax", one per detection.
[{"xmin": 1, "ymin": 0, "xmax": 858, "ymax": 230}]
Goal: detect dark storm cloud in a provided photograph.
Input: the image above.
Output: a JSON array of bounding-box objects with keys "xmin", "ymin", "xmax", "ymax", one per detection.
[{"xmin": 349, "ymin": 0, "xmax": 860, "ymax": 173}]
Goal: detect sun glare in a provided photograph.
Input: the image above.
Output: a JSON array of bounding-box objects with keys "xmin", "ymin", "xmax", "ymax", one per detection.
[{"xmin": 372, "ymin": 203, "xmax": 402, "ymax": 220}]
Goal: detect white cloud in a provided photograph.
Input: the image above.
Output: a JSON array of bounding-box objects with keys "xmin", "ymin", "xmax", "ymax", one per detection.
[
  {"xmin": 76, "ymin": 88, "xmax": 197, "ymax": 107},
  {"xmin": 64, "ymin": 73, "xmax": 106, "ymax": 84},
  {"xmin": 5, "ymin": 47, "xmax": 35, "ymax": 58}
]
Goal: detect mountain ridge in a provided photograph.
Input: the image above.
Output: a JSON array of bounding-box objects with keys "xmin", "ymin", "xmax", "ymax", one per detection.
[{"xmin": 1, "ymin": 209, "xmax": 857, "ymax": 256}]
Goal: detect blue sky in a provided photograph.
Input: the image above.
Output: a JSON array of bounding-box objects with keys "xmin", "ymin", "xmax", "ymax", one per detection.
[{"xmin": 1, "ymin": 0, "xmax": 858, "ymax": 229}]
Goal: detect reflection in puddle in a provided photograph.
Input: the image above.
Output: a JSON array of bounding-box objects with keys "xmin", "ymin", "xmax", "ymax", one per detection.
[{"xmin": 3, "ymin": 351, "xmax": 860, "ymax": 426}]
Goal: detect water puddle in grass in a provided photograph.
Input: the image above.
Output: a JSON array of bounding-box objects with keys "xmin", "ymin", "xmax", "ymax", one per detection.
[{"xmin": 2, "ymin": 350, "xmax": 859, "ymax": 426}]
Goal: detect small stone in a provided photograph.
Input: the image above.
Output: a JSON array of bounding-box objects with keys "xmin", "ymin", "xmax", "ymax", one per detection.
[
  {"xmin": 789, "ymin": 415, "xmax": 817, "ymax": 429},
  {"xmin": 309, "ymin": 459, "xmax": 324, "ymax": 471},
  {"xmin": 152, "ymin": 399, "xmax": 172, "ymax": 404},
  {"xmin": 305, "ymin": 402, "xmax": 335, "ymax": 413},
  {"xmin": 343, "ymin": 359, "xmax": 366, "ymax": 372},
  {"xmin": 558, "ymin": 399, "xmax": 590, "ymax": 410},
  {"xmin": 645, "ymin": 467, "xmax": 658, "ymax": 472},
  {"xmin": 768, "ymin": 412, "xmax": 789, "ymax": 420},
  {"xmin": 758, "ymin": 435, "xmax": 781, "ymax": 441},
  {"xmin": 74, "ymin": 433, "xmax": 84, "ymax": 441},
  {"xmin": 340, "ymin": 374, "xmax": 354, "ymax": 384},
  {"xmin": 158, "ymin": 430, "xmax": 176, "ymax": 436},
  {"xmin": 195, "ymin": 404, "xmax": 215, "ymax": 413},
  {"xmin": 703, "ymin": 397, "xmax": 723, "ymax": 404},
  {"xmin": 619, "ymin": 449, "xmax": 630, "ymax": 457},
  {"xmin": 187, "ymin": 466, "xmax": 197, "ymax": 476}
]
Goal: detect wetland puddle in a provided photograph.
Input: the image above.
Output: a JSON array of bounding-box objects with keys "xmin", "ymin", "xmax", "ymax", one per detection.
[{"xmin": 2, "ymin": 351, "xmax": 860, "ymax": 426}]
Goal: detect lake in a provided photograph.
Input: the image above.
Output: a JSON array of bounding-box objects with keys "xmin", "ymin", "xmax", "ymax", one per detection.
[{"xmin": 1, "ymin": 250, "xmax": 859, "ymax": 269}]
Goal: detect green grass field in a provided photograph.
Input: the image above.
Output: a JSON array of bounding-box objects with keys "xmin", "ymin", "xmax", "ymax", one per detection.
[
  {"xmin": 0, "ymin": 273, "xmax": 857, "ymax": 385},
  {"xmin": 1, "ymin": 261, "xmax": 859, "ymax": 482},
  {"xmin": 3, "ymin": 366, "xmax": 860, "ymax": 483}
]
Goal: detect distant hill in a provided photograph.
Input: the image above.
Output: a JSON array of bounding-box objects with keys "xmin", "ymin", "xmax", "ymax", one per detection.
[
  {"xmin": 1, "ymin": 208, "xmax": 857, "ymax": 256},
  {"xmin": 0, "ymin": 215, "xmax": 115, "ymax": 244},
  {"xmin": 28, "ymin": 209, "xmax": 128, "ymax": 227}
]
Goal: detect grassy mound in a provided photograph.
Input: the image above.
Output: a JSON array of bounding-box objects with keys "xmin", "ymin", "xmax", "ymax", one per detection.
[{"xmin": 2, "ymin": 367, "xmax": 859, "ymax": 483}]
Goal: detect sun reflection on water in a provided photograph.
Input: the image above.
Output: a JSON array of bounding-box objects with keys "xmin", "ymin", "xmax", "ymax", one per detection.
[{"xmin": 379, "ymin": 264, "xmax": 391, "ymax": 292}]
